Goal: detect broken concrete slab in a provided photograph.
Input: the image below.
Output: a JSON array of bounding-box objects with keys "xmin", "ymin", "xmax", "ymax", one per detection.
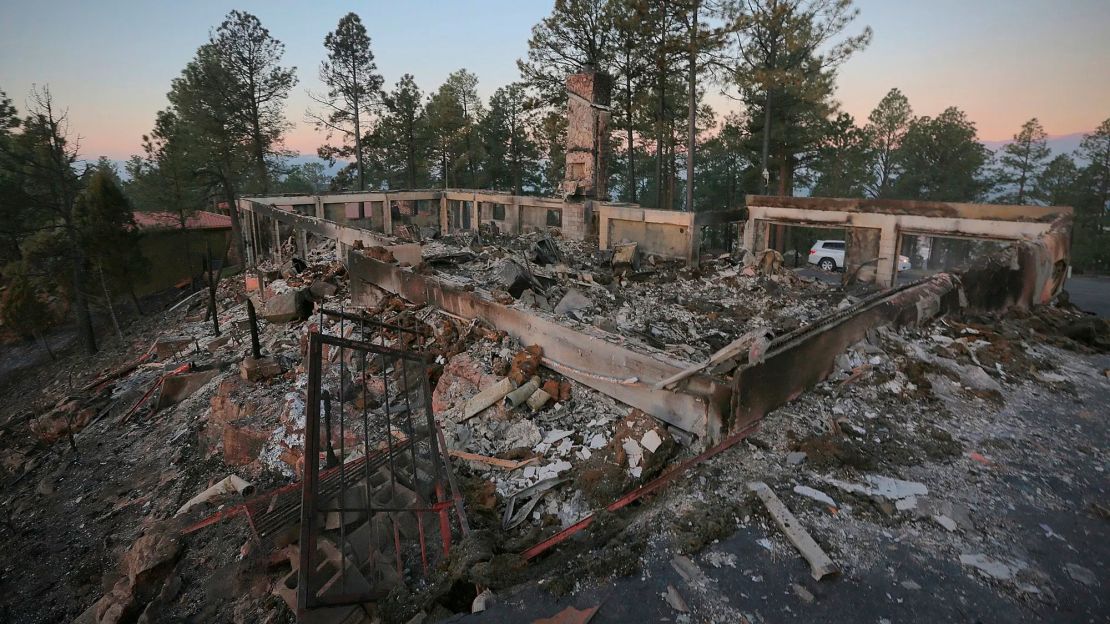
[
  {"xmin": 554, "ymin": 288, "xmax": 593, "ymax": 317},
  {"xmin": 933, "ymin": 514, "xmax": 958, "ymax": 532},
  {"xmin": 786, "ymin": 451, "xmax": 807, "ymax": 465},
  {"xmin": 611, "ymin": 242, "xmax": 639, "ymax": 273},
  {"xmin": 154, "ymin": 336, "xmax": 193, "ymax": 359},
  {"xmin": 793, "ymin": 485, "xmax": 836, "ymax": 508},
  {"xmin": 664, "ymin": 585, "xmax": 689, "ymax": 613},
  {"xmin": 155, "ymin": 368, "xmax": 222, "ymax": 410},
  {"xmin": 258, "ymin": 288, "xmax": 312, "ymax": 324},
  {"xmin": 308, "ymin": 280, "xmax": 338, "ymax": 300},
  {"xmin": 240, "ymin": 356, "xmax": 282, "ymax": 382},
  {"xmin": 959, "ymin": 553, "xmax": 1027, "ymax": 580},
  {"xmin": 1065, "ymin": 563, "xmax": 1097, "ymax": 587},
  {"xmin": 823, "ymin": 474, "xmax": 927, "ymax": 505},
  {"xmin": 204, "ymin": 335, "xmax": 231, "ymax": 353}
]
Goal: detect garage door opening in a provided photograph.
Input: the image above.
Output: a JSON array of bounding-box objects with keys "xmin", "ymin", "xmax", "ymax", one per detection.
[
  {"xmin": 896, "ymin": 233, "xmax": 1013, "ymax": 285},
  {"xmin": 766, "ymin": 223, "xmax": 849, "ymax": 278}
]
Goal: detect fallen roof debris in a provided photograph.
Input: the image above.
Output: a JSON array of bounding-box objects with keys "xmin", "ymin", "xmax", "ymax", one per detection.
[{"xmin": 2, "ymin": 198, "xmax": 1107, "ymax": 624}]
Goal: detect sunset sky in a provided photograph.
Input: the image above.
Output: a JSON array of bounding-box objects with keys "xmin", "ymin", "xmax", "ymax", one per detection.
[{"xmin": 1, "ymin": 0, "xmax": 1107, "ymax": 162}]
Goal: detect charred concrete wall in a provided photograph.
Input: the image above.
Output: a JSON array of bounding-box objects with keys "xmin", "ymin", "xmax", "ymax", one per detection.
[
  {"xmin": 597, "ymin": 205, "xmax": 697, "ymax": 262},
  {"xmin": 744, "ymin": 195, "xmax": 1072, "ymax": 289},
  {"xmin": 239, "ymin": 193, "xmax": 1076, "ymax": 450}
]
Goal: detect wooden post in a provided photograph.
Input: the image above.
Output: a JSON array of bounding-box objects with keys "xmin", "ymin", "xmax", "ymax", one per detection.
[{"xmin": 246, "ymin": 299, "xmax": 261, "ymax": 359}]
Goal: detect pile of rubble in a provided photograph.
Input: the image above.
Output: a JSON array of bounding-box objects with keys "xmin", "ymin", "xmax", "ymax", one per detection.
[
  {"xmin": 423, "ymin": 232, "xmax": 839, "ymax": 361},
  {"xmin": 1, "ymin": 227, "xmax": 1107, "ymax": 624}
]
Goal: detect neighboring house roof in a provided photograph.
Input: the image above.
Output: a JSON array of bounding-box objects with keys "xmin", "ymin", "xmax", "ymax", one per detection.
[{"xmin": 133, "ymin": 210, "xmax": 232, "ymax": 231}]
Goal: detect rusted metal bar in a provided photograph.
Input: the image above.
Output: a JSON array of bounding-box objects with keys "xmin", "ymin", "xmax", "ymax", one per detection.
[
  {"xmin": 522, "ymin": 421, "xmax": 761, "ymax": 561},
  {"xmin": 298, "ymin": 327, "xmax": 464, "ymax": 612},
  {"xmin": 297, "ymin": 333, "xmax": 323, "ymax": 614}
]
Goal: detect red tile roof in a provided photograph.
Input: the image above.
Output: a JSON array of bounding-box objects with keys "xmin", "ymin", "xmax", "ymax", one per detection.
[{"xmin": 133, "ymin": 210, "xmax": 232, "ymax": 231}]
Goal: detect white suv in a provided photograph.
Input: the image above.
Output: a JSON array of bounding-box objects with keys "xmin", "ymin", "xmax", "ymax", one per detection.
[
  {"xmin": 807, "ymin": 239, "xmax": 913, "ymax": 272},
  {"xmin": 808, "ymin": 240, "xmax": 845, "ymax": 271}
]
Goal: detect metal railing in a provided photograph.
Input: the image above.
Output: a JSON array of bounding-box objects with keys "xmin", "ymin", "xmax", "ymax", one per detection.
[{"xmin": 297, "ymin": 308, "xmax": 467, "ymax": 612}]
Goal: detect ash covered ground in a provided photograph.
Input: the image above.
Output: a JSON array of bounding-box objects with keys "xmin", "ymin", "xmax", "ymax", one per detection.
[{"xmin": 0, "ymin": 232, "xmax": 1106, "ymax": 624}]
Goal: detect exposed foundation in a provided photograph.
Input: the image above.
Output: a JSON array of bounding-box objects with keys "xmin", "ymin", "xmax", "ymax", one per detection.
[{"xmin": 238, "ymin": 191, "xmax": 1073, "ymax": 447}]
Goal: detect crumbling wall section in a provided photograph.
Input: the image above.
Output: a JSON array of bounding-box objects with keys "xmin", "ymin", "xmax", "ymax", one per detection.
[
  {"xmin": 730, "ymin": 274, "xmax": 962, "ymax": 432},
  {"xmin": 960, "ymin": 214, "xmax": 1072, "ymax": 311},
  {"xmin": 744, "ymin": 195, "xmax": 1073, "ymax": 287},
  {"xmin": 562, "ymin": 69, "xmax": 611, "ymax": 200},
  {"xmin": 347, "ymin": 248, "xmax": 731, "ymax": 443},
  {"xmin": 597, "ymin": 205, "xmax": 697, "ymax": 263}
]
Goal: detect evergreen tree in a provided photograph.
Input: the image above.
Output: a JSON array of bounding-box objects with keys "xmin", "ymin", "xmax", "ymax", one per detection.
[
  {"xmin": 309, "ymin": 12, "xmax": 383, "ymax": 191},
  {"xmin": 425, "ymin": 70, "xmax": 485, "ymax": 188},
  {"xmin": 723, "ymin": 0, "xmax": 871, "ymax": 196},
  {"xmin": 278, "ymin": 162, "xmax": 331, "ymax": 194},
  {"xmin": 0, "ymin": 268, "xmax": 56, "ymax": 358},
  {"xmin": 694, "ymin": 112, "xmax": 753, "ymax": 210},
  {"xmin": 77, "ymin": 169, "xmax": 146, "ymax": 322},
  {"xmin": 0, "ymin": 89, "xmax": 33, "ymax": 265},
  {"xmin": 892, "ymin": 107, "xmax": 990, "ymax": 202},
  {"xmin": 811, "ymin": 112, "xmax": 871, "ymax": 197},
  {"xmin": 517, "ymin": 0, "xmax": 614, "ymax": 106},
  {"xmin": 4, "ymin": 87, "xmax": 97, "ymax": 353},
  {"xmin": 168, "ymin": 44, "xmax": 252, "ymax": 263},
  {"xmin": 378, "ymin": 74, "xmax": 428, "ymax": 189},
  {"xmin": 535, "ymin": 111, "xmax": 568, "ymax": 196},
  {"xmin": 481, "ymin": 84, "xmax": 541, "ymax": 194},
  {"xmin": 1076, "ymin": 118, "xmax": 1109, "ymax": 231},
  {"xmin": 609, "ymin": 0, "xmax": 651, "ymax": 202},
  {"xmin": 1037, "ymin": 154, "xmax": 1079, "ymax": 206},
  {"xmin": 994, "ymin": 117, "xmax": 1050, "ymax": 204},
  {"xmin": 209, "ymin": 11, "xmax": 297, "ymax": 193},
  {"xmin": 864, "ymin": 88, "xmax": 912, "ymax": 197},
  {"xmin": 1071, "ymin": 118, "xmax": 1110, "ymax": 271}
]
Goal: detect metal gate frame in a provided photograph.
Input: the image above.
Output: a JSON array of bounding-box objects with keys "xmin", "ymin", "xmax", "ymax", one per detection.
[{"xmin": 298, "ymin": 309, "xmax": 466, "ymax": 612}]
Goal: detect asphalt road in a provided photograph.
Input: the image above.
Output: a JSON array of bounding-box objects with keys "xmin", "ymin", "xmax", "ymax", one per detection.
[{"xmin": 1065, "ymin": 276, "xmax": 1110, "ymax": 318}]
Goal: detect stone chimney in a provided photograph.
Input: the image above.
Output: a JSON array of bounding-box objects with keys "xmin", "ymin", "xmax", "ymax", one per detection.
[{"xmin": 561, "ymin": 67, "xmax": 611, "ymax": 200}]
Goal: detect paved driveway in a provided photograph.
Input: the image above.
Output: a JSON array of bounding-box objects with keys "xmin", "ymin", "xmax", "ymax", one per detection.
[{"xmin": 1066, "ymin": 275, "xmax": 1110, "ymax": 318}]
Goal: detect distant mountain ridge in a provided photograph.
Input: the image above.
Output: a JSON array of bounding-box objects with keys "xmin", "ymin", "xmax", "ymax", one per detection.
[{"xmin": 982, "ymin": 132, "xmax": 1087, "ymax": 160}]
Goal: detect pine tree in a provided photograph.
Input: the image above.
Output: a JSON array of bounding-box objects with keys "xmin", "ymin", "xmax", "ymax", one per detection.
[
  {"xmin": 864, "ymin": 88, "xmax": 912, "ymax": 197},
  {"xmin": 517, "ymin": 0, "xmax": 614, "ymax": 106},
  {"xmin": 0, "ymin": 268, "xmax": 56, "ymax": 358},
  {"xmin": 209, "ymin": 11, "xmax": 297, "ymax": 193},
  {"xmin": 994, "ymin": 117, "xmax": 1050, "ymax": 204},
  {"xmin": 811, "ymin": 112, "xmax": 872, "ymax": 197},
  {"xmin": 723, "ymin": 0, "xmax": 871, "ymax": 196},
  {"xmin": 309, "ymin": 13, "xmax": 383, "ymax": 191},
  {"xmin": 5, "ymin": 87, "xmax": 97, "ymax": 353},
  {"xmin": 425, "ymin": 71, "xmax": 485, "ymax": 188},
  {"xmin": 77, "ymin": 169, "xmax": 146, "ymax": 333},
  {"xmin": 378, "ymin": 75, "xmax": 428, "ymax": 189},
  {"xmin": 892, "ymin": 107, "xmax": 990, "ymax": 202},
  {"xmin": 1037, "ymin": 154, "xmax": 1078, "ymax": 206},
  {"xmin": 482, "ymin": 84, "xmax": 541, "ymax": 194}
]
